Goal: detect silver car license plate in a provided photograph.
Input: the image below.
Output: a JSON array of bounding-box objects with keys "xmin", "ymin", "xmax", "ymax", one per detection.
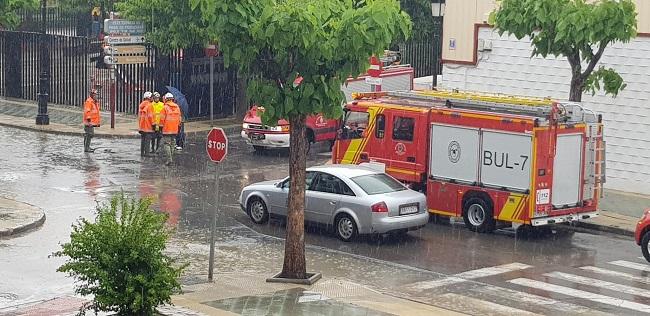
[{"xmin": 399, "ymin": 204, "xmax": 418, "ymax": 215}]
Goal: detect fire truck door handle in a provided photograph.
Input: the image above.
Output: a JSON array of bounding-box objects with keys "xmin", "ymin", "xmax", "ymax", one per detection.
[{"xmin": 407, "ymin": 156, "xmax": 416, "ymax": 163}]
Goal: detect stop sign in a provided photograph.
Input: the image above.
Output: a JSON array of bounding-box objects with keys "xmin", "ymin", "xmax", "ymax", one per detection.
[
  {"xmin": 368, "ymin": 56, "xmax": 383, "ymax": 77},
  {"xmin": 206, "ymin": 128, "xmax": 228, "ymax": 163}
]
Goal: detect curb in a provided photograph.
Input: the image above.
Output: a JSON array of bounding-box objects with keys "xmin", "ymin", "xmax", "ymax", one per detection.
[
  {"xmin": 0, "ymin": 120, "xmax": 140, "ymax": 139},
  {"xmin": 571, "ymin": 221, "xmax": 635, "ymax": 237},
  {"xmin": 0, "ymin": 210, "xmax": 46, "ymax": 238},
  {"xmin": 0, "ymin": 120, "xmax": 241, "ymax": 140}
]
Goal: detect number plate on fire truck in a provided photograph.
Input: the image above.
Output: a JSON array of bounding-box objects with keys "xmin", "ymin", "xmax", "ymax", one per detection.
[
  {"xmin": 250, "ymin": 133, "xmax": 265, "ymax": 141},
  {"xmin": 399, "ymin": 204, "xmax": 418, "ymax": 215}
]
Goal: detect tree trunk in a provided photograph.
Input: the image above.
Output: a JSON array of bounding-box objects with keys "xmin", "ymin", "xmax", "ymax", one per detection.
[
  {"xmin": 569, "ymin": 76, "xmax": 583, "ymax": 102},
  {"xmin": 235, "ymin": 76, "xmax": 248, "ymax": 120},
  {"xmin": 280, "ymin": 114, "xmax": 308, "ymax": 279}
]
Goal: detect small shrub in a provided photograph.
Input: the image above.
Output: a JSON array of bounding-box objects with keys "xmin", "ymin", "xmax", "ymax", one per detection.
[{"xmin": 54, "ymin": 193, "xmax": 184, "ymax": 315}]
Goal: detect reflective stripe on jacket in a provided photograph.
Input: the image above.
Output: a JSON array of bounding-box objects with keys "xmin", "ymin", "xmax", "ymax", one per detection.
[
  {"xmin": 160, "ymin": 101, "xmax": 181, "ymax": 135},
  {"xmin": 138, "ymin": 100, "xmax": 154, "ymax": 132},
  {"xmin": 83, "ymin": 97, "xmax": 100, "ymax": 126}
]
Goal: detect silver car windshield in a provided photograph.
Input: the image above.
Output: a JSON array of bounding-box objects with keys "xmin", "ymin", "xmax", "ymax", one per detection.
[{"xmin": 350, "ymin": 174, "xmax": 407, "ymax": 195}]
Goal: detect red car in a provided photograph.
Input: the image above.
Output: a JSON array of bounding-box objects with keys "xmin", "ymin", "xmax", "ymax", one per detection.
[{"xmin": 635, "ymin": 208, "xmax": 650, "ymax": 262}]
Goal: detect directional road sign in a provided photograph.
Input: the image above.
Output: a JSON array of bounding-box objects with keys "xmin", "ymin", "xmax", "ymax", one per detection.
[
  {"xmin": 104, "ymin": 19, "xmax": 145, "ymax": 35},
  {"xmin": 105, "ymin": 35, "xmax": 145, "ymax": 45},
  {"xmin": 103, "ymin": 55, "xmax": 148, "ymax": 65},
  {"xmin": 104, "ymin": 45, "xmax": 147, "ymax": 55}
]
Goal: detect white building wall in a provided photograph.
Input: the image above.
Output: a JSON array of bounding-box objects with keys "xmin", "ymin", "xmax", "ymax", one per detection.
[{"xmin": 440, "ymin": 27, "xmax": 650, "ymax": 195}]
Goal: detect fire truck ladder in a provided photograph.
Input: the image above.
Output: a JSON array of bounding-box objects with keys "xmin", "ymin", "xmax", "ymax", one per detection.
[
  {"xmin": 387, "ymin": 90, "xmax": 560, "ymax": 120},
  {"xmin": 581, "ymin": 121, "xmax": 606, "ymax": 200}
]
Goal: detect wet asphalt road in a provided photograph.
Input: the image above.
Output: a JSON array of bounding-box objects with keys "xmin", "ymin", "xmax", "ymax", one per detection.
[{"xmin": 0, "ymin": 125, "xmax": 648, "ymax": 315}]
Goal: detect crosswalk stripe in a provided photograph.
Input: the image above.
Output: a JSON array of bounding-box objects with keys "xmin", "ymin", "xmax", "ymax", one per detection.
[
  {"xmin": 509, "ymin": 278, "xmax": 650, "ymax": 313},
  {"xmin": 609, "ymin": 260, "xmax": 650, "ymax": 272},
  {"xmin": 437, "ymin": 293, "xmax": 542, "ymax": 316},
  {"xmin": 580, "ymin": 266, "xmax": 650, "ymax": 285},
  {"xmin": 408, "ymin": 277, "xmax": 466, "ymax": 290},
  {"xmin": 473, "ymin": 283, "xmax": 612, "ymax": 315},
  {"xmin": 405, "ymin": 262, "xmax": 532, "ymax": 290},
  {"xmin": 454, "ymin": 262, "xmax": 533, "ymax": 279},
  {"xmin": 546, "ymin": 271, "xmax": 650, "ymax": 299}
]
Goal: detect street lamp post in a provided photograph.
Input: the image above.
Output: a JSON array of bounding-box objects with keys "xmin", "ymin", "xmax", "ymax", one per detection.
[
  {"xmin": 35, "ymin": 0, "xmax": 50, "ymax": 125},
  {"xmin": 431, "ymin": 0, "xmax": 445, "ymax": 87}
]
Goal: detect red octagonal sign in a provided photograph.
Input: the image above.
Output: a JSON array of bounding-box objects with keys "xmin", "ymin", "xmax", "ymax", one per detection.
[{"xmin": 206, "ymin": 128, "xmax": 228, "ymax": 163}]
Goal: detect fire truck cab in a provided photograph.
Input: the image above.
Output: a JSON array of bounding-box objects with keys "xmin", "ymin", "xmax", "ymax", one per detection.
[{"xmin": 333, "ymin": 90, "xmax": 605, "ymax": 232}]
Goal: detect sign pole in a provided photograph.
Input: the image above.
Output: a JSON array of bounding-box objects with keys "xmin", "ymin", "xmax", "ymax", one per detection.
[
  {"xmin": 210, "ymin": 56, "xmax": 214, "ymax": 125},
  {"xmin": 111, "ymin": 51, "xmax": 116, "ymax": 129},
  {"xmin": 208, "ymin": 162, "xmax": 220, "ymax": 282},
  {"xmin": 205, "ymin": 127, "xmax": 228, "ymax": 281}
]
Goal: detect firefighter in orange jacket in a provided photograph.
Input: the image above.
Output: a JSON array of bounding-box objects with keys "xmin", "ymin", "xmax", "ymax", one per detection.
[
  {"xmin": 138, "ymin": 91, "xmax": 154, "ymax": 157},
  {"xmin": 160, "ymin": 93, "xmax": 181, "ymax": 165},
  {"xmin": 83, "ymin": 89, "xmax": 101, "ymax": 153}
]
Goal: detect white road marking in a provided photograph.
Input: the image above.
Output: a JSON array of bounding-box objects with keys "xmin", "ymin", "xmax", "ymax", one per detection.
[
  {"xmin": 580, "ymin": 266, "xmax": 650, "ymax": 285},
  {"xmin": 405, "ymin": 262, "xmax": 532, "ymax": 290},
  {"xmin": 609, "ymin": 260, "xmax": 650, "ymax": 272},
  {"xmin": 546, "ymin": 271, "xmax": 650, "ymax": 298},
  {"xmin": 473, "ymin": 283, "xmax": 612, "ymax": 315},
  {"xmin": 509, "ymin": 278, "xmax": 650, "ymax": 313},
  {"xmin": 437, "ymin": 293, "xmax": 541, "ymax": 315},
  {"xmin": 454, "ymin": 262, "xmax": 533, "ymax": 279}
]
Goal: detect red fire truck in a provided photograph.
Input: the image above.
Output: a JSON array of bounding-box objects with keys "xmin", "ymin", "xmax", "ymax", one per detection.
[
  {"xmin": 333, "ymin": 90, "xmax": 605, "ymax": 232},
  {"xmin": 241, "ymin": 54, "xmax": 414, "ymax": 151}
]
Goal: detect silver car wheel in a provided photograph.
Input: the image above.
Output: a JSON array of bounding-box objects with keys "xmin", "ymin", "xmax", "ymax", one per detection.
[
  {"xmin": 250, "ymin": 200, "xmax": 266, "ymax": 222},
  {"xmin": 467, "ymin": 204, "xmax": 486, "ymax": 226},
  {"xmin": 337, "ymin": 217, "xmax": 354, "ymax": 240}
]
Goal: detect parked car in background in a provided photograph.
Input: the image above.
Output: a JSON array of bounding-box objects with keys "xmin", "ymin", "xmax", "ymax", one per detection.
[
  {"xmin": 635, "ymin": 208, "xmax": 650, "ymax": 262},
  {"xmin": 239, "ymin": 164, "xmax": 429, "ymax": 241}
]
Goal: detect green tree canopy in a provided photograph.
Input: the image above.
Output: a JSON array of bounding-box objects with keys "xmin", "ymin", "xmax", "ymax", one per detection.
[
  {"xmin": 0, "ymin": 0, "xmax": 37, "ymax": 29},
  {"xmin": 491, "ymin": 0, "xmax": 637, "ymax": 101},
  {"xmin": 117, "ymin": 0, "xmax": 215, "ymax": 52},
  {"xmin": 193, "ymin": 0, "xmax": 411, "ymax": 123}
]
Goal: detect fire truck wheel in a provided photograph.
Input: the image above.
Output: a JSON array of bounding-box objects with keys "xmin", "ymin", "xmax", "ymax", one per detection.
[
  {"xmin": 641, "ymin": 231, "xmax": 650, "ymax": 263},
  {"xmin": 334, "ymin": 214, "xmax": 357, "ymax": 242},
  {"xmin": 462, "ymin": 197, "xmax": 496, "ymax": 233},
  {"xmin": 247, "ymin": 197, "xmax": 269, "ymax": 224}
]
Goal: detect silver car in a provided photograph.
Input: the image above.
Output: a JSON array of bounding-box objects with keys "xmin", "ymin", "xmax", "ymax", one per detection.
[{"xmin": 239, "ymin": 164, "xmax": 429, "ymax": 241}]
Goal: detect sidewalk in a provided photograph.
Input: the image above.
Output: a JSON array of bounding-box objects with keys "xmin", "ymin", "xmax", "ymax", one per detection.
[
  {"xmin": 0, "ymin": 196, "xmax": 45, "ymax": 237},
  {"xmin": 0, "ymin": 98, "xmax": 241, "ymax": 139},
  {"xmin": 167, "ymin": 273, "xmax": 464, "ymax": 316}
]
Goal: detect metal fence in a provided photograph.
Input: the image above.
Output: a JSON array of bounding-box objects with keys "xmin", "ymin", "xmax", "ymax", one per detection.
[
  {"xmin": 18, "ymin": 7, "xmax": 93, "ymax": 38},
  {"xmin": 0, "ymin": 31, "xmax": 89, "ymax": 106},
  {"xmin": 89, "ymin": 49, "xmax": 238, "ymax": 119},
  {"xmin": 0, "ymin": 29, "xmax": 238, "ymax": 120},
  {"xmin": 399, "ymin": 27, "xmax": 443, "ymax": 78}
]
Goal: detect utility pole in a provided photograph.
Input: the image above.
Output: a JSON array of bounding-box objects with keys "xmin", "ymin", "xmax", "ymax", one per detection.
[{"xmin": 35, "ymin": 0, "xmax": 50, "ymax": 125}]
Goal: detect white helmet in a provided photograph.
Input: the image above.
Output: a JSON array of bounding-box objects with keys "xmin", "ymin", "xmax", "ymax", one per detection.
[
  {"xmin": 153, "ymin": 92, "xmax": 161, "ymax": 98},
  {"xmin": 163, "ymin": 92, "xmax": 174, "ymax": 100},
  {"xmin": 143, "ymin": 91, "xmax": 152, "ymax": 99}
]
